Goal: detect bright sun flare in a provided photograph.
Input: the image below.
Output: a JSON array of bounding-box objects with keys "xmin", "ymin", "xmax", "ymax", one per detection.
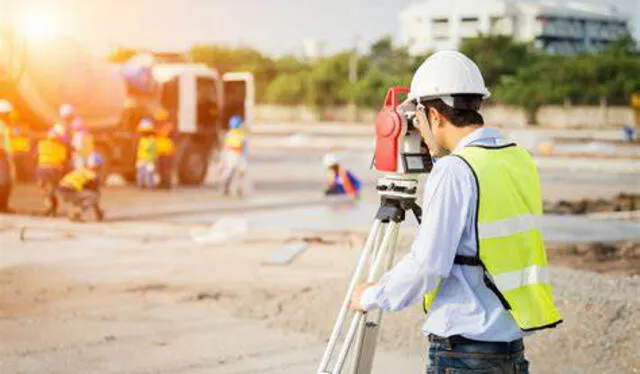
[{"xmin": 21, "ymin": 9, "xmax": 59, "ymax": 41}]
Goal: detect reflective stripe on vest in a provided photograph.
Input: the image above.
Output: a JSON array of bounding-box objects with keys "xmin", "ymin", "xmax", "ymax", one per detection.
[
  {"xmin": 38, "ymin": 139, "xmax": 68, "ymax": 168},
  {"xmin": 423, "ymin": 143, "xmax": 562, "ymax": 332},
  {"xmin": 60, "ymin": 168, "xmax": 97, "ymax": 191}
]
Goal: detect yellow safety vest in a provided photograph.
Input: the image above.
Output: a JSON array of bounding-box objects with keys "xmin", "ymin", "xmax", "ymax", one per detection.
[
  {"xmin": 423, "ymin": 144, "xmax": 562, "ymax": 332},
  {"xmin": 224, "ymin": 129, "xmax": 246, "ymax": 152},
  {"xmin": 38, "ymin": 139, "xmax": 68, "ymax": 168},
  {"xmin": 10, "ymin": 136, "xmax": 30, "ymax": 153},
  {"xmin": 60, "ymin": 168, "xmax": 97, "ymax": 191},
  {"xmin": 157, "ymin": 136, "xmax": 176, "ymax": 156},
  {"xmin": 0, "ymin": 121, "xmax": 10, "ymax": 153},
  {"xmin": 137, "ymin": 136, "xmax": 158, "ymax": 162}
]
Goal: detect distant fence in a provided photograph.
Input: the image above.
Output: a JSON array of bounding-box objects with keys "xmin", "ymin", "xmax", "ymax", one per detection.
[{"xmin": 254, "ymin": 104, "xmax": 635, "ymax": 128}]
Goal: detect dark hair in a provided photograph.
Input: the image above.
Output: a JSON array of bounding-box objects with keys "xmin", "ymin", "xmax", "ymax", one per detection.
[{"xmin": 419, "ymin": 94, "xmax": 484, "ymax": 128}]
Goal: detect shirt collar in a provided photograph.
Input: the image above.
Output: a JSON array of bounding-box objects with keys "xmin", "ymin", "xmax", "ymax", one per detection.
[{"xmin": 453, "ymin": 127, "xmax": 505, "ymax": 153}]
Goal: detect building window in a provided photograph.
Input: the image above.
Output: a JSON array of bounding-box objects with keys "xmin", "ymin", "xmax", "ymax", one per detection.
[{"xmin": 431, "ymin": 17, "xmax": 450, "ymax": 39}]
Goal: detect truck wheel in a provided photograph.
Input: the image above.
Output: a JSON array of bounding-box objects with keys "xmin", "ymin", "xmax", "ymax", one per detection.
[{"xmin": 178, "ymin": 143, "xmax": 209, "ymax": 185}]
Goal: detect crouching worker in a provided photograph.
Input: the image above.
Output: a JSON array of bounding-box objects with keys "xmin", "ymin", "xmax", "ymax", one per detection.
[
  {"xmin": 136, "ymin": 118, "xmax": 158, "ymax": 189},
  {"xmin": 322, "ymin": 153, "xmax": 361, "ymax": 198},
  {"xmin": 57, "ymin": 153, "xmax": 104, "ymax": 222},
  {"xmin": 37, "ymin": 126, "xmax": 69, "ymax": 216}
]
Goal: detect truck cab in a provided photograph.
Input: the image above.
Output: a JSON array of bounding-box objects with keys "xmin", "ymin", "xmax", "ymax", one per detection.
[{"xmin": 106, "ymin": 63, "xmax": 254, "ymax": 186}]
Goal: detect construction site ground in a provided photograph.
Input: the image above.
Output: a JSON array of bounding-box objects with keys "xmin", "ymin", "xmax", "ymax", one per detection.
[{"xmin": 1, "ymin": 125, "xmax": 639, "ymax": 373}]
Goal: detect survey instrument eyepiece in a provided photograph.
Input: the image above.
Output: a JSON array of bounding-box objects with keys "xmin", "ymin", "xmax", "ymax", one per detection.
[{"xmin": 373, "ymin": 87, "xmax": 432, "ymax": 175}]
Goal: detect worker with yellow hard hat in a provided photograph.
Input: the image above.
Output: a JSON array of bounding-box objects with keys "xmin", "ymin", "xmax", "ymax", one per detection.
[
  {"xmin": 136, "ymin": 118, "xmax": 158, "ymax": 189},
  {"xmin": 0, "ymin": 100, "xmax": 15, "ymax": 213},
  {"xmin": 36, "ymin": 125, "xmax": 69, "ymax": 216},
  {"xmin": 57, "ymin": 152, "xmax": 105, "ymax": 222},
  {"xmin": 154, "ymin": 109, "xmax": 176, "ymax": 190},
  {"xmin": 349, "ymin": 51, "xmax": 561, "ymax": 373}
]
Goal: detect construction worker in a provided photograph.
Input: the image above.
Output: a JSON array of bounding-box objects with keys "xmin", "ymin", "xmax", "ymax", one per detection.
[
  {"xmin": 350, "ymin": 51, "xmax": 561, "ymax": 373},
  {"xmin": 154, "ymin": 109, "xmax": 176, "ymax": 190},
  {"xmin": 0, "ymin": 100, "xmax": 14, "ymax": 213},
  {"xmin": 36, "ymin": 126, "xmax": 69, "ymax": 216},
  {"xmin": 136, "ymin": 118, "xmax": 158, "ymax": 189},
  {"xmin": 56, "ymin": 104, "xmax": 76, "ymax": 172},
  {"xmin": 8, "ymin": 110, "xmax": 33, "ymax": 182},
  {"xmin": 69, "ymin": 117, "xmax": 96, "ymax": 168},
  {"xmin": 56, "ymin": 104, "xmax": 75, "ymax": 143},
  {"xmin": 322, "ymin": 152, "xmax": 361, "ymax": 198},
  {"xmin": 219, "ymin": 115, "xmax": 248, "ymax": 196},
  {"xmin": 57, "ymin": 152, "xmax": 104, "ymax": 222}
]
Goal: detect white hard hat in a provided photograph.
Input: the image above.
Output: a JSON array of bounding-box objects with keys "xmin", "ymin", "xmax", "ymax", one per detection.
[
  {"xmin": 59, "ymin": 104, "xmax": 75, "ymax": 118},
  {"xmin": 323, "ymin": 153, "xmax": 339, "ymax": 167},
  {"xmin": 409, "ymin": 51, "xmax": 490, "ymax": 104},
  {"xmin": 137, "ymin": 118, "xmax": 155, "ymax": 132},
  {"xmin": 0, "ymin": 100, "xmax": 13, "ymax": 114}
]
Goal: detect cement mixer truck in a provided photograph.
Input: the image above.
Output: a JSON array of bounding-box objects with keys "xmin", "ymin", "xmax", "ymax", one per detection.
[{"xmin": 1, "ymin": 34, "xmax": 254, "ymax": 185}]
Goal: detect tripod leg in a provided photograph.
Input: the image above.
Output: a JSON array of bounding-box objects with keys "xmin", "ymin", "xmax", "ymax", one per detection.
[
  {"xmin": 349, "ymin": 222, "xmax": 401, "ymax": 374},
  {"xmin": 318, "ymin": 219, "xmax": 384, "ymax": 373},
  {"xmin": 332, "ymin": 221, "xmax": 400, "ymax": 373}
]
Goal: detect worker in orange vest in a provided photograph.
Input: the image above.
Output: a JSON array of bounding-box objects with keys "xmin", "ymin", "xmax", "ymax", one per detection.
[
  {"xmin": 323, "ymin": 153, "xmax": 361, "ymax": 198},
  {"xmin": 154, "ymin": 109, "xmax": 176, "ymax": 190},
  {"xmin": 36, "ymin": 126, "xmax": 69, "ymax": 216},
  {"xmin": 57, "ymin": 152, "xmax": 104, "ymax": 222}
]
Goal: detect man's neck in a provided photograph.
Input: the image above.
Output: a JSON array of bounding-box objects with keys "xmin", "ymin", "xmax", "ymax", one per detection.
[{"xmin": 447, "ymin": 125, "xmax": 483, "ymax": 152}]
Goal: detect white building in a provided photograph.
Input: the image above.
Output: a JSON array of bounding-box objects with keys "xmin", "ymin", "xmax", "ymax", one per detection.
[{"xmin": 399, "ymin": 0, "xmax": 631, "ymax": 55}]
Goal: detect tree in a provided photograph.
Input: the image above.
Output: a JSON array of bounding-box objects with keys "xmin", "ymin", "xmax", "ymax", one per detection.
[
  {"xmin": 460, "ymin": 35, "xmax": 537, "ymax": 89},
  {"xmin": 107, "ymin": 47, "xmax": 139, "ymax": 63},
  {"xmin": 265, "ymin": 71, "xmax": 310, "ymax": 105},
  {"xmin": 189, "ymin": 45, "xmax": 277, "ymax": 102}
]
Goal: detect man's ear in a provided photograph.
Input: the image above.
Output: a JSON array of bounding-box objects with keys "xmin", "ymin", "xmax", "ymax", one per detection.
[{"xmin": 428, "ymin": 107, "xmax": 442, "ymax": 127}]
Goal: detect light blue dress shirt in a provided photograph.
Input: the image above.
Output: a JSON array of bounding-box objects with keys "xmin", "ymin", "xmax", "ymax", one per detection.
[{"xmin": 361, "ymin": 127, "xmax": 524, "ymax": 342}]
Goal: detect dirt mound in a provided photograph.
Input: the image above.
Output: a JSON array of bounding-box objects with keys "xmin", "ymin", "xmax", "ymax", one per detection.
[
  {"xmin": 547, "ymin": 241, "xmax": 640, "ymax": 276},
  {"xmin": 545, "ymin": 193, "xmax": 640, "ymax": 215},
  {"xmin": 206, "ymin": 269, "xmax": 639, "ymax": 374}
]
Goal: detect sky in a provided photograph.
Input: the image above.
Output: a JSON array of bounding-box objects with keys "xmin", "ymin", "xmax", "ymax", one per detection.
[{"xmin": 1, "ymin": 0, "xmax": 638, "ymax": 57}]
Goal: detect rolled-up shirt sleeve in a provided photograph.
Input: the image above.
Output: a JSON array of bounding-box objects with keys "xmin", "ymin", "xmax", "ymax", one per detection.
[{"xmin": 360, "ymin": 156, "xmax": 474, "ymax": 312}]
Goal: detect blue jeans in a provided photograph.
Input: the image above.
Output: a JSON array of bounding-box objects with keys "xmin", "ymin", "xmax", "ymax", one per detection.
[
  {"xmin": 427, "ymin": 336, "xmax": 529, "ymax": 374},
  {"xmin": 137, "ymin": 164, "xmax": 155, "ymax": 189}
]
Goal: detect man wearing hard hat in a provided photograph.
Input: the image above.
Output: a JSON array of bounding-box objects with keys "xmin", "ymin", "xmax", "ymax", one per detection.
[
  {"xmin": 219, "ymin": 115, "xmax": 249, "ymax": 197},
  {"xmin": 322, "ymin": 152, "xmax": 361, "ymax": 198},
  {"xmin": 350, "ymin": 51, "xmax": 561, "ymax": 373},
  {"xmin": 136, "ymin": 118, "xmax": 158, "ymax": 189},
  {"xmin": 0, "ymin": 100, "xmax": 15, "ymax": 213}
]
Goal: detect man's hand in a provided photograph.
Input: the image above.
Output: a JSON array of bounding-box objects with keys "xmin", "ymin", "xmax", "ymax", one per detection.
[{"xmin": 349, "ymin": 282, "xmax": 377, "ymax": 312}]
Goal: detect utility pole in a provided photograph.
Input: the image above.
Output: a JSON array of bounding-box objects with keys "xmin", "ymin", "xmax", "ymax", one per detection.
[{"xmin": 348, "ymin": 36, "xmax": 360, "ymax": 122}]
